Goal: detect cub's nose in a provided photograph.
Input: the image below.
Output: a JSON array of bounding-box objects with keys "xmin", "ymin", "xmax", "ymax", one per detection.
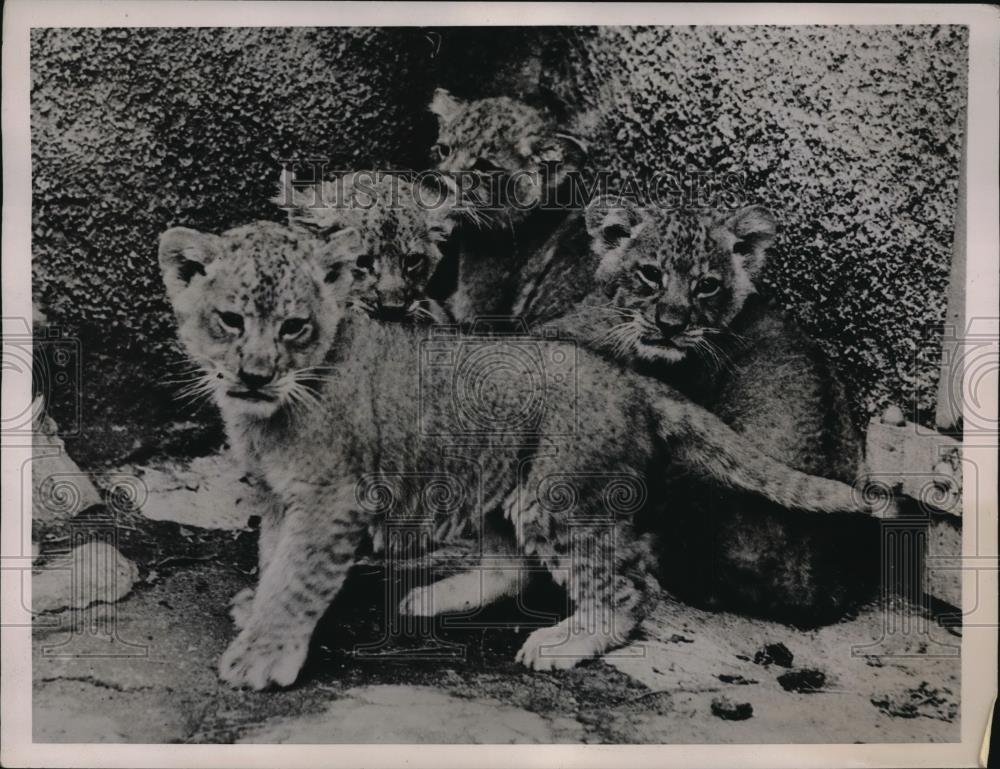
[
  {"xmin": 654, "ymin": 306, "xmax": 687, "ymax": 338},
  {"xmin": 238, "ymin": 368, "xmax": 274, "ymax": 390}
]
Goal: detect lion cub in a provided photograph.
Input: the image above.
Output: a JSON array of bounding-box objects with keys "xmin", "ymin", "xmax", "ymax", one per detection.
[
  {"xmin": 560, "ymin": 199, "xmax": 873, "ymax": 622},
  {"xmin": 428, "ymin": 88, "xmax": 592, "ymax": 322},
  {"xmin": 276, "ymin": 170, "xmax": 456, "ymax": 323},
  {"xmin": 159, "ymin": 220, "xmax": 880, "ymax": 689}
]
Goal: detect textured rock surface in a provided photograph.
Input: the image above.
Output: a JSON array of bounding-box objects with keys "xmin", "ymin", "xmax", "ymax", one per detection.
[
  {"xmin": 121, "ymin": 452, "xmax": 262, "ymax": 530},
  {"xmin": 33, "ymin": 542, "xmax": 138, "ymax": 613},
  {"xmin": 605, "ymin": 596, "xmax": 959, "ymax": 742}
]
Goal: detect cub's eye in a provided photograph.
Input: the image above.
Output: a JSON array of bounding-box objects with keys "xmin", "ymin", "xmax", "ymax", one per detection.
[
  {"xmin": 696, "ymin": 276, "xmax": 722, "ymax": 297},
  {"xmin": 356, "ymin": 253, "xmax": 375, "ymax": 271},
  {"xmin": 279, "ymin": 318, "xmax": 310, "ymax": 339},
  {"xmin": 433, "ymin": 143, "xmax": 451, "ymax": 160},
  {"xmin": 216, "ymin": 311, "xmax": 244, "ymax": 334},
  {"xmin": 637, "ymin": 264, "xmax": 662, "ymax": 287},
  {"xmin": 402, "ymin": 253, "xmax": 426, "ymax": 273}
]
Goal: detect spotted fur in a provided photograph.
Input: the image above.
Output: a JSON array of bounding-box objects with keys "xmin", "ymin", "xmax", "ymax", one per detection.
[{"xmin": 159, "ymin": 221, "xmax": 883, "ymax": 689}]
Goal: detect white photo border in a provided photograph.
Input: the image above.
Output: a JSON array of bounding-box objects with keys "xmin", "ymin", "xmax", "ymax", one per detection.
[{"xmin": 3, "ymin": 3, "xmax": 997, "ymax": 767}]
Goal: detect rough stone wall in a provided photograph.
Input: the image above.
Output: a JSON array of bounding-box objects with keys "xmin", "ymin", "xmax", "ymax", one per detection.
[{"xmin": 31, "ymin": 26, "xmax": 967, "ymax": 463}]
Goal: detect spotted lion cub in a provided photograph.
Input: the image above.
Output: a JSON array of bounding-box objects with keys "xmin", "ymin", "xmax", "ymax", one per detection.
[
  {"xmin": 159, "ymin": 221, "xmax": 881, "ymax": 689},
  {"xmin": 276, "ymin": 170, "xmax": 456, "ymax": 323},
  {"xmin": 429, "ymin": 88, "xmax": 592, "ymax": 321},
  {"xmin": 559, "ymin": 199, "xmax": 873, "ymax": 622}
]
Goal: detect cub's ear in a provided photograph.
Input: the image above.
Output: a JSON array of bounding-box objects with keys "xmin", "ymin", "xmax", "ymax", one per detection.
[
  {"xmin": 158, "ymin": 227, "xmax": 221, "ymax": 301},
  {"xmin": 584, "ymin": 196, "xmax": 644, "ymax": 253},
  {"xmin": 715, "ymin": 205, "xmax": 777, "ymax": 278},
  {"xmin": 429, "ymin": 88, "xmax": 464, "ymax": 124},
  {"xmin": 311, "ymin": 226, "xmax": 363, "ymax": 286},
  {"xmin": 525, "ymin": 134, "xmax": 585, "ymax": 192},
  {"xmin": 520, "ymin": 134, "xmax": 580, "ymax": 168}
]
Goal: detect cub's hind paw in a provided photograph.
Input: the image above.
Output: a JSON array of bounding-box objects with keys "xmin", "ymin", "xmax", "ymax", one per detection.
[
  {"xmin": 515, "ymin": 626, "xmax": 604, "ymax": 671},
  {"xmin": 398, "ymin": 585, "xmax": 437, "ymax": 617},
  {"xmin": 228, "ymin": 587, "xmax": 255, "ymax": 630},
  {"xmin": 398, "ymin": 578, "xmax": 482, "ymax": 617},
  {"xmin": 218, "ymin": 629, "xmax": 309, "ymax": 690}
]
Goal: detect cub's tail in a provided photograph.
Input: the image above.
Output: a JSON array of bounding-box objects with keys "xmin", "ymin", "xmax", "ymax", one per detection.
[{"xmin": 651, "ymin": 396, "xmax": 889, "ymax": 517}]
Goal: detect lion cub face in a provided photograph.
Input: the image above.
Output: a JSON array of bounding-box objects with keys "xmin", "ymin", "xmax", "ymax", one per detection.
[
  {"xmin": 584, "ymin": 200, "xmax": 777, "ymax": 365},
  {"xmin": 279, "ymin": 172, "xmax": 455, "ymax": 323},
  {"xmin": 429, "ymin": 88, "xmax": 588, "ymax": 212},
  {"xmin": 159, "ymin": 221, "xmax": 350, "ymax": 419}
]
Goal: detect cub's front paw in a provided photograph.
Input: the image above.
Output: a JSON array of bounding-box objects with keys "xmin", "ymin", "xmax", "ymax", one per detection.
[
  {"xmin": 515, "ymin": 626, "xmax": 600, "ymax": 671},
  {"xmin": 218, "ymin": 629, "xmax": 309, "ymax": 690},
  {"xmin": 228, "ymin": 587, "xmax": 255, "ymax": 630}
]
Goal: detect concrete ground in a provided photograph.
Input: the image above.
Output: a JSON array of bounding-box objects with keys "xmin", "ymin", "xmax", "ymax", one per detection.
[{"xmin": 31, "ymin": 452, "xmax": 961, "ymax": 744}]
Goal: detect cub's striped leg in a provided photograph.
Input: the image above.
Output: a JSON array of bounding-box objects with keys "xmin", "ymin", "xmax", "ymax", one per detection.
[
  {"xmin": 219, "ymin": 486, "xmax": 365, "ymax": 690},
  {"xmin": 515, "ymin": 519, "xmax": 658, "ymax": 670},
  {"xmin": 515, "ymin": 573, "xmax": 648, "ymax": 670},
  {"xmin": 230, "ymin": 475, "xmax": 286, "ymax": 630}
]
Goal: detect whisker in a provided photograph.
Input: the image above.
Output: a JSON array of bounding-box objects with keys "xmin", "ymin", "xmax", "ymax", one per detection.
[
  {"xmin": 283, "ymin": 389, "xmax": 311, "ymax": 419},
  {"xmin": 293, "ymin": 365, "xmax": 338, "ymax": 377},
  {"xmin": 700, "ymin": 326, "xmax": 751, "ymax": 353},
  {"xmin": 694, "ymin": 337, "xmax": 730, "ymax": 374},
  {"xmin": 284, "ymin": 381, "xmax": 324, "ymax": 417},
  {"xmin": 705, "ymin": 335, "xmax": 737, "ymax": 370},
  {"xmin": 161, "ymin": 373, "xmax": 207, "ymax": 387},
  {"xmin": 173, "ymin": 379, "xmax": 217, "ymax": 409},
  {"xmin": 590, "ymin": 319, "xmax": 635, "ymax": 353}
]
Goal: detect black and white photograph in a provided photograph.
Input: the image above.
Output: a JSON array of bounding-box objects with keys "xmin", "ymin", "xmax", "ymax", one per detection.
[{"xmin": 2, "ymin": 2, "xmax": 998, "ymax": 765}]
